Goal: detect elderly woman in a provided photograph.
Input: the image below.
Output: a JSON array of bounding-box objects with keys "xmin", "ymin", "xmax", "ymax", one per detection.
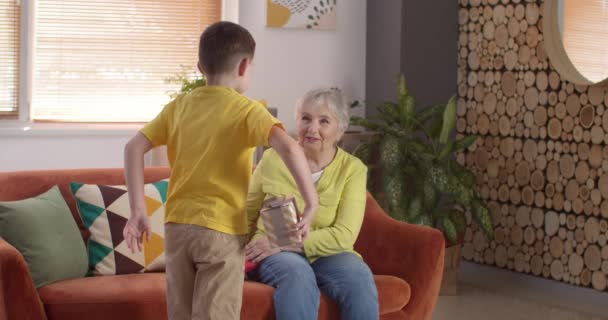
[{"xmin": 245, "ymin": 88, "xmax": 379, "ymax": 320}]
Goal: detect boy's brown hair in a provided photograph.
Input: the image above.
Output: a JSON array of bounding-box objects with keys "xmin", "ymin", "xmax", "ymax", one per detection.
[{"xmin": 199, "ymin": 21, "xmax": 256, "ymax": 76}]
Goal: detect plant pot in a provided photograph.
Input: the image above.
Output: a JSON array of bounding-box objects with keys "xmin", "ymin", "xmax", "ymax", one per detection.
[{"xmin": 439, "ymin": 241, "xmax": 462, "ymax": 296}]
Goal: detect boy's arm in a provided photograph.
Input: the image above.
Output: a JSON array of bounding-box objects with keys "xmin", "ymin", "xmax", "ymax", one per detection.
[
  {"xmin": 268, "ymin": 126, "xmax": 319, "ymax": 238},
  {"xmin": 246, "ymin": 157, "xmax": 265, "ymax": 237},
  {"xmin": 123, "ymin": 132, "xmax": 155, "ymax": 253},
  {"xmin": 303, "ymin": 165, "xmax": 367, "ymax": 257}
]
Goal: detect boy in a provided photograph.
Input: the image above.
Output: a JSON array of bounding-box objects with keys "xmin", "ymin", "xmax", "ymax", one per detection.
[{"xmin": 122, "ymin": 21, "xmax": 319, "ymax": 320}]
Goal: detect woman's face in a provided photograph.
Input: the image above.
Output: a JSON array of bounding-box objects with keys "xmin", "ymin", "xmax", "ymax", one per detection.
[{"xmin": 296, "ymin": 103, "xmax": 342, "ymax": 154}]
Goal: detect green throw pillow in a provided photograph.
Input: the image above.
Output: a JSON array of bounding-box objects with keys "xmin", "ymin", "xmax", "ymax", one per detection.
[{"xmin": 0, "ymin": 185, "xmax": 88, "ymax": 287}]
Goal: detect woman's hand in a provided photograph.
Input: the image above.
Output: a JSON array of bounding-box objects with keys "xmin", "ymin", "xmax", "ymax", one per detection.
[
  {"xmin": 246, "ymin": 236, "xmax": 280, "ymax": 263},
  {"xmin": 280, "ymin": 241, "xmax": 304, "ymax": 253},
  {"xmin": 245, "ymin": 236, "xmax": 304, "ymax": 263}
]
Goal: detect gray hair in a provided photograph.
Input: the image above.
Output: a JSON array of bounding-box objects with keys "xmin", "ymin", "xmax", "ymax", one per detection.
[{"xmin": 295, "ymin": 87, "xmax": 350, "ymax": 132}]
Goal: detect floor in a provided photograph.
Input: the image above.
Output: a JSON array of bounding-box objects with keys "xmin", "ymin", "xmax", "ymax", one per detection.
[{"xmin": 433, "ymin": 262, "xmax": 608, "ymax": 320}]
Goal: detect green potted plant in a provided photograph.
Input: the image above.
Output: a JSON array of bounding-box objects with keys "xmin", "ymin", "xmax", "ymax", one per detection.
[
  {"xmin": 350, "ymin": 75, "xmax": 493, "ymax": 294},
  {"xmin": 164, "ymin": 65, "xmax": 207, "ymax": 99}
]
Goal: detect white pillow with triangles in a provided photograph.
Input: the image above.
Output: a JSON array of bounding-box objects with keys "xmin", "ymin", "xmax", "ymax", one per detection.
[{"xmin": 71, "ymin": 179, "xmax": 168, "ymax": 276}]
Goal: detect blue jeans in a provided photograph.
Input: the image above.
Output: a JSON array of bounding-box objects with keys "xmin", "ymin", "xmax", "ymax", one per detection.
[{"xmin": 254, "ymin": 252, "xmax": 379, "ymax": 320}]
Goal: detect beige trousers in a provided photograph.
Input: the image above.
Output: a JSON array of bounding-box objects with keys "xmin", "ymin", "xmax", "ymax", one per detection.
[{"xmin": 164, "ymin": 223, "xmax": 246, "ymax": 320}]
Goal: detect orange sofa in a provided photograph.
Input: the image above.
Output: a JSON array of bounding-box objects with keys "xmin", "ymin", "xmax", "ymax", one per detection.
[{"xmin": 0, "ymin": 168, "xmax": 444, "ymax": 320}]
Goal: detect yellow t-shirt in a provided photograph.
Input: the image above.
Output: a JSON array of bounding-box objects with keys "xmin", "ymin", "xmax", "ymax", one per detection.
[{"xmin": 140, "ymin": 86, "xmax": 282, "ymax": 235}]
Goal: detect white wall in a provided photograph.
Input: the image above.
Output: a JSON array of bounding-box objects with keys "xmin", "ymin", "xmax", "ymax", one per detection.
[
  {"xmin": 0, "ymin": 135, "xmax": 128, "ymax": 170},
  {"xmin": 0, "ymin": 1, "xmax": 366, "ymax": 172},
  {"xmin": 0, "ymin": 125, "xmax": 143, "ymax": 171},
  {"xmin": 239, "ymin": 0, "xmax": 367, "ymax": 131}
]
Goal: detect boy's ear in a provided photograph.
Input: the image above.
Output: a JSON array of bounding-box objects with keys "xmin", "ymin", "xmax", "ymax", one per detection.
[{"xmin": 237, "ymin": 58, "xmax": 250, "ymax": 76}]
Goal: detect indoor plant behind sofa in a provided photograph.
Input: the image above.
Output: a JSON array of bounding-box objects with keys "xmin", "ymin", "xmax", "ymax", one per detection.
[
  {"xmin": 0, "ymin": 167, "xmax": 444, "ymax": 320},
  {"xmin": 351, "ymin": 75, "xmax": 494, "ymax": 295}
]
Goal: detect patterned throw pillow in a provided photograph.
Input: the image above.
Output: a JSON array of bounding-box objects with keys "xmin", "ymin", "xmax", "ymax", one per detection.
[{"xmin": 70, "ymin": 180, "xmax": 168, "ymax": 276}]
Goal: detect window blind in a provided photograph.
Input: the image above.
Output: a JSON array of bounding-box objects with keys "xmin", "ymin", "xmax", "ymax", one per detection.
[
  {"xmin": 562, "ymin": 0, "xmax": 608, "ymax": 82},
  {"xmin": 0, "ymin": 0, "xmax": 20, "ymax": 118},
  {"xmin": 32, "ymin": 0, "xmax": 221, "ymax": 122}
]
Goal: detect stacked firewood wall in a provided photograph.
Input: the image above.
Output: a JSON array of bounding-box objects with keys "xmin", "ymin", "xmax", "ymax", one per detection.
[{"xmin": 457, "ymin": 0, "xmax": 608, "ymax": 291}]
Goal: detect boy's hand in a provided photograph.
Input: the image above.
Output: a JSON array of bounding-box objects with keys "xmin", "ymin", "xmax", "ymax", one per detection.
[
  {"xmin": 123, "ymin": 132, "xmax": 155, "ymax": 254},
  {"xmin": 123, "ymin": 213, "xmax": 151, "ymax": 253},
  {"xmin": 268, "ymin": 127, "xmax": 319, "ymax": 239},
  {"xmin": 295, "ymin": 207, "xmax": 316, "ymax": 239}
]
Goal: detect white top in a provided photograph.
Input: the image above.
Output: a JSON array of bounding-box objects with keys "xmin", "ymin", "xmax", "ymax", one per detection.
[{"xmin": 312, "ymin": 170, "xmax": 324, "ymax": 184}]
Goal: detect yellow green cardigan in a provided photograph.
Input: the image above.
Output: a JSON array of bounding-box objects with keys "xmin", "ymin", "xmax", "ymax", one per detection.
[{"xmin": 247, "ymin": 148, "xmax": 368, "ymax": 262}]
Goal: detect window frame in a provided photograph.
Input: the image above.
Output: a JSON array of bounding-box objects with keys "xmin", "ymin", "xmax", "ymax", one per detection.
[
  {"xmin": 0, "ymin": 0, "xmax": 27, "ymax": 120},
  {"xmin": 1, "ymin": 0, "xmax": 234, "ymax": 129}
]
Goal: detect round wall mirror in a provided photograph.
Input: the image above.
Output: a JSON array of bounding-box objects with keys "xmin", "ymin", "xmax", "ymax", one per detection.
[{"xmin": 544, "ymin": 0, "xmax": 608, "ymax": 86}]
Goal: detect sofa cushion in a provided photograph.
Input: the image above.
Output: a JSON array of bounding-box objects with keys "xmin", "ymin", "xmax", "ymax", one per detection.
[
  {"xmin": 39, "ymin": 273, "xmax": 167, "ymax": 320},
  {"xmin": 39, "ymin": 274, "xmax": 277, "ymax": 320},
  {"xmin": 0, "ymin": 186, "xmax": 88, "ymax": 288},
  {"xmin": 38, "ymin": 274, "xmax": 410, "ymax": 320},
  {"xmin": 316, "ymin": 275, "xmax": 411, "ymax": 316},
  {"xmin": 241, "ymin": 281, "xmax": 275, "ymax": 319},
  {"xmin": 71, "ymin": 179, "xmax": 168, "ymax": 275},
  {"xmin": 379, "ymin": 310, "xmax": 407, "ymax": 319},
  {"xmin": 374, "ymin": 275, "xmax": 411, "ymax": 314}
]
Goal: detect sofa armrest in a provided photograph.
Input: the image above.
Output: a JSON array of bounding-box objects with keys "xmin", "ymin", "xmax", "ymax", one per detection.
[
  {"xmin": 355, "ymin": 194, "xmax": 444, "ymax": 320},
  {"xmin": 0, "ymin": 238, "xmax": 46, "ymax": 320}
]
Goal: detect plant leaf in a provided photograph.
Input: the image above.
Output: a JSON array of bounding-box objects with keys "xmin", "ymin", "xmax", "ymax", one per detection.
[
  {"xmin": 429, "ymin": 104, "xmax": 447, "ymax": 139},
  {"xmin": 392, "ymin": 197, "xmax": 409, "ymax": 222},
  {"xmin": 376, "ymin": 102, "xmax": 401, "ymax": 126},
  {"xmin": 431, "ymin": 207, "xmax": 449, "ymax": 219},
  {"xmin": 422, "ymin": 176, "xmax": 438, "ymax": 210},
  {"xmin": 380, "ymin": 135, "xmax": 402, "ymax": 171},
  {"xmin": 449, "ymin": 175, "xmax": 473, "ymax": 206},
  {"xmin": 442, "ymin": 216, "xmax": 458, "ymax": 243},
  {"xmin": 401, "ymin": 164, "xmax": 418, "ymax": 176},
  {"xmin": 383, "ymin": 172, "xmax": 404, "ymax": 218},
  {"xmin": 439, "ymin": 96, "xmax": 457, "ymax": 144},
  {"xmin": 450, "ymin": 160, "xmax": 477, "ymax": 188},
  {"xmin": 407, "ymin": 139, "xmax": 434, "ymax": 160},
  {"xmin": 453, "ymin": 135, "xmax": 478, "ymax": 151},
  {"xmin": 471, "ymin": 198, "xmax": 494, "ymax": 240},
  {"xmin": 398, "ymin": 74, "xmax": 408, "ymax": 96},
  {"xmin": 428, "ymin": 165, "xmax": 450, "ymax": 193},
  {"xmin": 411, "ymin": 214, "xmax": 433, "ymax": 227},
  {"xmin": 416, "ymin": 103, "xmax": 445, "ymax": 124},
  {"xmin": 407, "ymin": 195, "xmax": 423, "ymax": 221},
  {"xmin": 398, "ymin": 95, "xmax": 416, "ymax": 129},
  {"xmin": 350, "ymin": 116, "xmax": 381, "ymax": 130},
  {"xmin": 450, "ymin": 209, "xmax": 467, "ymax": 235},
  {"xmin": 437, "ymin": 141, "xmax": 454, "ymax": 160}
]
